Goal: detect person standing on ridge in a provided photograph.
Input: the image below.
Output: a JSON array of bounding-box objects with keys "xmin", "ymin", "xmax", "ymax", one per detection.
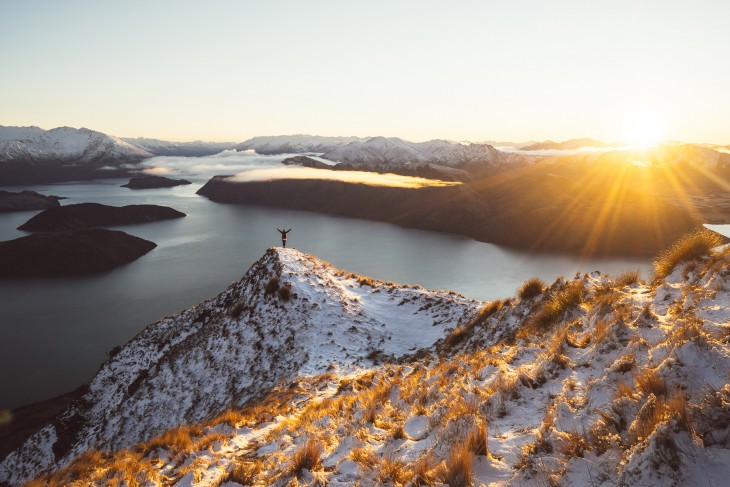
[{"xmin": 277, "ymin": 228, "xmax": 291, "ymax": 248}]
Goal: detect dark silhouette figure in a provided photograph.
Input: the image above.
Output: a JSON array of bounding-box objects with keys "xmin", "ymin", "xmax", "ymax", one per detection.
[{"xmin": 277, "ymin": 228, "xmax": 291, "ymax": 248}]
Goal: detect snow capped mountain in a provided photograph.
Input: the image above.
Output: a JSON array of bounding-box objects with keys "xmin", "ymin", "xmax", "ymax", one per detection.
[
  {"xmin": 0, "ymin": 126, "xmax": 152, "ymax": 162},
  {"xmin": 321, "ymin": 137, "xmax": 530, "ymax": 175},
  {"xmin": 234, "ymin": 135, "xmax": 365, "ymax": 155},
  {"xmin": 0, "ymin": 248, "xmax": 480, "ymax": 484},
  {"xmin": 123, "ymin": 137, "xmax": 235, "ymax": 157},
  {"xmin": 0, "ymin": 126, "xmax": 153, "ymax": 184}
]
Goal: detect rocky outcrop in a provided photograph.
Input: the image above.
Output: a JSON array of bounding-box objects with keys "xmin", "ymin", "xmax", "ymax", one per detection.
[
  {"xmin": 17, "ymin": 203, "xmax": 186, "ymax": 232},
  {"xmin": 0, "ymin": 229, "xmax": 156, "ymax": 276},
  {"xmin": 121, "ymin": 175, "xmax": 192, "ymax": 189},
  {"xmin": 0, "ymin": 190, "xmax": 63, "ymax": 212}
]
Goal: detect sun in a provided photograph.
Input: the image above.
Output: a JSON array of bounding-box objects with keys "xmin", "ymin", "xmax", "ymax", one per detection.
[{"xmin": 621, "ymin": 110, "xmax": 665, "ymax": 148}]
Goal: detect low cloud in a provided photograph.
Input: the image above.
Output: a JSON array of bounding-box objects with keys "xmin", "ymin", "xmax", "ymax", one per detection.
[{"xmin": 228, "ymin": 167, "xmax": 460, "ymax": 189}]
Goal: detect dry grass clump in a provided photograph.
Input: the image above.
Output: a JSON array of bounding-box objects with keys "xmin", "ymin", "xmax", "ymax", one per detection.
[
  {"xmin": 555, "ymin": 431, "xmax": 590, "ymax": 458},
  {"xmin": 612, "ymin": 353, "xmax": 637, "ymax": 373},
  {"xmin": 653, "ymin": 229, "xmax": 724, "ymax": 281},
  {"xmin": 634, "ymin": 368, "xmax": 668, "ymax": 398},
  {"xmin": 265, "ymin": 275, "xmax": 280, "ymax": 295},
  {"xmin": 614, "ymin": 269, "xmax": 641, "ymax": 288},
  {"xmin": 225, "ymin": 460, "xmax": 265, "ymax": 485},
  {"xmin": 358, "ymin": 276, "xmax": 376, "ymax": 287},
  {"xmin": 277, "ymin": 283, "xmax": 292, "ymax": 301},
  {"xmin": 411, "ymin": 453, "xmax": 438, "ymax": 486},
  {"xmin": 442, "ymin": 301, "xmax": 504, "ymax": 350},
  {"xmin": 140, "ymin": 425, "xmax": 203, "ymax": 455},
  {"xmin": 519, "ymin": 277, "xmax": 546, "ymax": 300},
  {"xmin": 668, "ymin": 316, "xmax": 709, "ymax": 348},
  {"xmin": 465, "ymin": 417, "xmax": 489, "ymax": 456},
  {"xmin": 376, "ymin": 455, "xmax": 412, "ymax": 485},
  {"xmin": 524, "ymin": 280, "xmax": 586, "ymax": 335},
  {"xmin": 627, "ymin": 392, "xmax": 692, "ymax": 446},
  {"xmin": 350, "ymin": 446, "xmax": 379, "ymax": 469},
  {"xmin": 441, "ymin": 442, "xmax": 474, "ymax": 487},
  {"xmin": 38, "ymin": 450, "xmax": 107, "ymax": 484},
  {"xmin": 290, "ymin": 439, "xmax": 324, "ymax": 476}
]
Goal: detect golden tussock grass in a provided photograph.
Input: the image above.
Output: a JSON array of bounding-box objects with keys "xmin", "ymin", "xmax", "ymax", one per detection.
[
  {"xmin": 375, "ymin": 455, "xmax": 412, "ymax": 485},
  {"xmin": 519, "ymin": 277, "xmax": 546, "ymax": 300},
  {"xmin": 290, "ymin": 439, "xmax": 324, "ymax": 476},
  {"xmin": 555, "ymin": 431, "xmax": 590, "ymax": 458},
  {"xmin": 225, "ymin": 460, "xmax": 265, "ymax": 485},
  {"xmin": 634, "ymin": 368, "xmax": 668, "ymax": 398},
  {"xmin": 615, "ymin": 382, "xmax": 635, "ymax": 398},
  {"xmin": 139, "ymin": 425, "xmax": 202, "ymax": 455},
  {"xmin": 653, "ymin": 229, "xmax": 724, "ymax": 281},
  {"xmin": 350, "ymin": 446, "xmax": 378, "ymax": 469},
  {"xmin": 441, "ymin": 441, "xmax": 474, "ymax": 487},
  {"xmin": 627, "ymin": 392, "xmax": 692, "ymax": 447},
  {"xmin": 614, "ymin": 269, "xmax": 641, "ymax": 288},
  {"xmin": 522, "ymin": 280, "xmax": 586, "ymax": 336},
  {"xmin": 411, "ymin": 453, "xmax": 438, "ymax": 486}
]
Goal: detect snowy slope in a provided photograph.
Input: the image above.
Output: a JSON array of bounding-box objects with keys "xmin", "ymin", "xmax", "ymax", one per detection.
[
  {"xmin": 0, "ymin": 126, "xmax": 152, "ymax": 162},
  {"xmin": 19, "ymin": 243, "xmax": 730, "ymax": 487},
  {"xmin": 234, "ymin": 135, "xmax": 365, "ymax": 154},
  {"xmin": 0, "ymin": 248, "xmax": 480, "ymax": 485}
]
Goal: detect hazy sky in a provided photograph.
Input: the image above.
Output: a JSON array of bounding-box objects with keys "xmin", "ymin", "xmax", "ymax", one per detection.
[{"xmin": 1, "ymin": 1, "xmax": 728, "ymax": 143}]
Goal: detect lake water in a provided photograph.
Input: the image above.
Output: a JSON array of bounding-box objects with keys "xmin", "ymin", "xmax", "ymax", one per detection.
[{"xmin": 1, "ymin": 151, "xmax": 704, "ymax": 409}]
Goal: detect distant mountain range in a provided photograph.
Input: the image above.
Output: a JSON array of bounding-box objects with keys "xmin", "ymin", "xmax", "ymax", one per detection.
[
  {"xmin": 519, "ymin": 137, "xmax": 611, "ymax": 151},
  {"xmin": 1, "ymin": 126, "xmax": 728, "ymax": 187},
  {"xmin": 233, "ymin": 134, "xmax": 365, "ymax": 154},
  {"xmin": 122, "ymin": 137, "xmax": 235, "ymax": 157}
]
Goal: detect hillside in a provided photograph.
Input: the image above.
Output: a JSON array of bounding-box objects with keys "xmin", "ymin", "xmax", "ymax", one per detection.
[
  {"xmin": 0, "ymin": 126, "xmax": 152, "ymax": 185},
  {"xmin": 197, "ymin": 168, "xmax": 701, "ymax": 257},
  {"xmin": 0, "ymin": 248, "xmax": 480, "ymax": 485},
  {"xmin": 8, "ymin": 231, "xmax": 730, "ymax": 486}
]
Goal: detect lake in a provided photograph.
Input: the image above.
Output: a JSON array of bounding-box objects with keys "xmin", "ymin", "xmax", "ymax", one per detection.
[{"xmin": 0, "ymin": 151, "xmax": 688, "ymax": 409}]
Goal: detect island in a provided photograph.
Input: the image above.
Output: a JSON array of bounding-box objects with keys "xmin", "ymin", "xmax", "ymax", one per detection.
[
  {"xmin": 0, "ymin": 228, "xmax": 156, "ymax": 276},
  {"xmin": 17, "ymin": 203, "xmax": 186, "ymax": 232},
  {"xmin": 0, "ymin": 190, "xmax": 63, "ymax": 212},
  {"xmin": 121, "ymin": 175, "xmax": 192, "ymax": 189}
]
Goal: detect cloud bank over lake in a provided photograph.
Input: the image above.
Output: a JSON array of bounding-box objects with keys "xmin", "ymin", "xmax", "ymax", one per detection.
[{"xmin": 228, "ymin": 167, "xmax": 460, "ymax": 188}]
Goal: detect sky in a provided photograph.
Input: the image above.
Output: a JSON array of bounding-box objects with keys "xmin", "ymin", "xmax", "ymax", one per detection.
[{"xmin": 1, "ymin": 0, "xmax": 728, "ymax": 144}]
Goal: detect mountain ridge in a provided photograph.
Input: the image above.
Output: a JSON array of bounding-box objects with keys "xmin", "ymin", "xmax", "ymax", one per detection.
[{"xmin": 0, "ymin": 248, "xmax": 480, "ymax": 485}]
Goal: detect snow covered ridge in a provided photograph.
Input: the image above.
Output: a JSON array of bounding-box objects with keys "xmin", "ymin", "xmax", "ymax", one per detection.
[
  {"xmin": 14, "ymin": 242, "xmax": 730, "ymax": 486},
  {"xmin": 0, "ymin": 248, "xmax": 480, "ymax": 485},
  {"xmin": 321, "ymin": 136, "xmax": 531, "ymax": 172},
  {"xmin": 234, "ymin": 135, "xmax": 366, "ymax": 155},
  {"xmin": 0, "ymin": 125, "xmax": 152, "ymax": 162}
]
